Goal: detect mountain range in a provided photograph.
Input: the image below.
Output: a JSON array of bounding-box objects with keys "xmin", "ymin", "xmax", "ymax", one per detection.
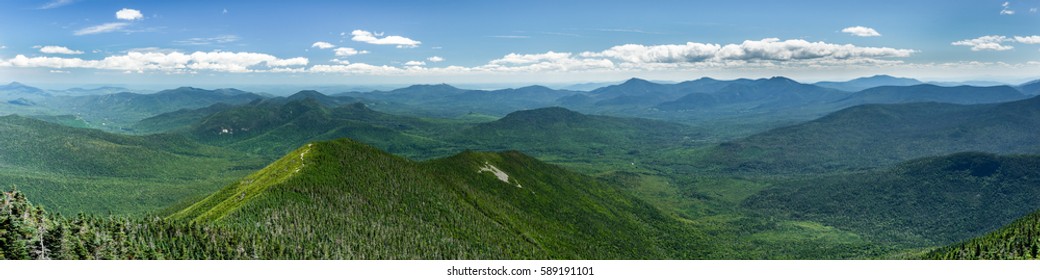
[{"xmin": 4, "ymin": 74, "xmax": 1040, "ymax": 260}]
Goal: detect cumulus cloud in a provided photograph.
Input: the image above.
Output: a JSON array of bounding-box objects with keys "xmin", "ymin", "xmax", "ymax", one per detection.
[
  {"xmin": 581, "ymin": 38, "xmax": 913, "ymax": 64},
  {"xmin": 952, "ymin": 35, "xmax": 1014, "ymax": 51},
  {"xmin": 309, "ymin": 63, "xmax": 406, "ymax": 74},
  {"xmin": 116, "ymin": 8, "xmax": 144, "ymax": 21},
  {"xmin": 333, "ymin": 47, "xmax": 368, "ymax": 57},
  {"xmin": 39, "ymin": 46, "xmax": 84, "ymax": 55},
  {"xmin": 2, "ymin": 38, "xmax": 921, "ymax": 76},
  {"xmin": 1001, "ymin": 2, "xmax": 1015, "ymax": 15},
  {"xmin": 1014, "ymin": 35, "xmax": 1040, "ymax": 44},
  {"xmin": 351, "ymin": 30, "xmax": 421, "ymax": 48},
  {"xmin": 74, "ymin": 22, "xmax": 130, "ymax": 35},
  {"xmin": 311, "ymin": 41, "xmax": 335, "ymax": 49},
  {"xmin": 1, "ymin": 50, "xmax": 308, "ymax": 73},
  {"xmin": 483, "ymin": 51, "xmax": 615, "ymax": 72},
  {"xmin": 841, "ymin": 26, "xmax": 881, "ymax": 37}
]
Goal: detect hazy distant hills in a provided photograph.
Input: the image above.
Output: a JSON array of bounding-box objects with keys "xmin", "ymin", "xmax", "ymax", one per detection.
[
  {"xmin": 813, "ymin": 75, "xmax": 923, "ymax": 92},
  {"xmin": 170, "ymin": 138, "xmax": 705, "ymax": 259},
  {"xmin": 337, "ymin": 84, "xmax": 581, "ymax": 117},
  {"xmin": 654, "ymin": 77, "xmax": 847, "ymax": 112},
  {"xmin": 833, "ymin": 84, "xmax": 1026, "ymax": 106},
  {"xmin": 0, "ymin": 82, "xmax": 51, "ymax": 99},
  {"xmin": 745, "ymin": 152, "xmax": 1040, "ymax": 246},
  {"xmin": 28, "ymin": 86, "xmax": 265, "ymax": 129},
  {"xmin": 5, "ymin": 75, "xmax": 1037, "ymax": 133},
  {"xmin": 1018, "ymin": 79, "xmax": 1040, "ymax": 95},
  {"xmin": 706, "ymin": 95, "xmax": 1040, "ymax": 173}
]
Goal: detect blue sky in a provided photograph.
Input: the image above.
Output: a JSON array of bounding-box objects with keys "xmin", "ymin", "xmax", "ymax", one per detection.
[{"xmin": 1, "ymin": 0, "xmax": 1039, "ymax": 87}]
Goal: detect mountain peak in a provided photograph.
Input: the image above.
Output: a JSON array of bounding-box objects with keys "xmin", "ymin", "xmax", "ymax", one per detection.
[
  {"xmin": 766, "ymin": 76, "xmax": 797, "ymax": 83},
  {"xmin": 621, "ymin": 77, "xmax": 653, "ymax": 85},
  {"xmin": 289, "ymin": 90, "xmax": 327, "ymax": 98}
]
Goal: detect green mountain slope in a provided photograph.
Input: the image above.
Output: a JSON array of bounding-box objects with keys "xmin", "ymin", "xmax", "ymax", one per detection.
[
  {"xmin": 927, "ymin": 208, "xmax": 1040, "ymax": 259},
  {"xmin": 455, "ymin": 107, "xmax": 698, "ymax": 171},
  {"xmin": 172, "ymin": 138, "xmax": 706, "ymax": 259},
  {"xmin": 744, "ymin": 152, "xmax": 1040, "ymax": 246},
  {"xmin": 705, "ymin": 96, "xmax": 1040, "ymax": 173},
  {"xmin": 187, "ymin": 97, "xmax": 456, "ymax": 159},
  {"xmin": 0, "ymin": 115, "xmax": 257, "ymax": 215}
]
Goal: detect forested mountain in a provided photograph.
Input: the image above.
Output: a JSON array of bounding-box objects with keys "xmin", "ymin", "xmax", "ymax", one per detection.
[
  {"xmin": 927, "ymin": 207, "xmax": 1040, "ymax": 259},
  {"xmin": 813, "ymin": 75, "xmax": 922, "ymax": 92},
  {"xmin": 705, "ymin": 95, "xmax": 1040, "ymax": 173},
  {"xmin": 654, "ymin": 77, "xmax": 847, "ymax": 112},
  {"xmin": 744, "ymin": 153, "xmax": 1040, "ymax": 246},
  {"xmin": 455, "ymin": 107, "xmax": 697, "ymax": 162},
  {"xmin": 168, "ymin": 138, "xmax": 706, "ymax": 259},
  {"xmin": 0, "ymin": 115, "xmax": 255, "ymax": 214},
  {"xmin": 186, "ymin": 96, "xmax": 455, "ymax": 159}
]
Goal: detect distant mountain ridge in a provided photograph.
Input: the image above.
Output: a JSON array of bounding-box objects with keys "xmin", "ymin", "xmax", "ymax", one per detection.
[
  {"xmin": 834, "ymin": 84, "xmax": 1026, "ymax": 105},
  {"xmin": 706, "ymin": 95, "xmax": 1040, "ymax": 173},
  {"xmin": 813, "ymin": 75, "xmax": 923, "ymax": 92}
]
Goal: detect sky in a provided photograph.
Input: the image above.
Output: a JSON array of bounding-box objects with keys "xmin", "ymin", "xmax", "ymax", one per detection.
[{"xmin": 1, "ymin": 0, "xmax": 1039, "ymax": 88}]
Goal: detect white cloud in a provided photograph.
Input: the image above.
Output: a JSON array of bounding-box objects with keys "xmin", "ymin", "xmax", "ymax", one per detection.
[
  {"xmin": 1031, "ymin": 7, "xmax": 1038, "ymax": 13},
  {"xmin": 484, "ymin": 51, "xmax": 615, "ymax": 72},
  {"xmin": 74, "ymin": 22, "xmax": 130, "ymax": 35},
  {"xmin": 39, "ymin": 46, "xmax": 84, "ymax": 55},
  {"xmin": 1014, "ymin": 35, "xmax": 1040, "ymax": 44},
  {"xmin": 581, "ymin": 38, "xmax": 913, "ymax": 64},
  {"xmin": 116, "ymin": 8, "xmax": 144, "ymax": 21},
  {"xmin": 841, "ymin": 26, "xmax": 881, "ymax": 37},
  {"xmin": 175, "ymin": 35, "xmax": 240, "ymax": 45},
  {"xmin": 1, "ymin": 45, "xmax": 6, "ymax": 49},
  {"xmin": 333, "ymin": 47, "xmax": 368, "ymax": 57},
  {"xmin": 1, "ymin": 38, "xmax": 924, "ymax": 77},
  {"xmin": 39, "ymin": 0, "xmax": 75, "ymax": 9},
  {"xmin": 1001, "ymin": 2, "xmax": 1015, "ymax": 15},
  {"xmin": 351, "ymin": 30, "xmax": 421, "ymax": 48},
  {"xmin": 1, "ymin": 50, "xmax": 308, "ymax": 73},
  {"xmin": 311, "ymin": 41, "xmax": 335, "ymax": 49},
  {"xmin": 309, "ymin": 63, "xmax": 406, "ymax": 75},
  {"xmin": 952, "ymin": 35, "xmax": 1014, "ymax": 51}
]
